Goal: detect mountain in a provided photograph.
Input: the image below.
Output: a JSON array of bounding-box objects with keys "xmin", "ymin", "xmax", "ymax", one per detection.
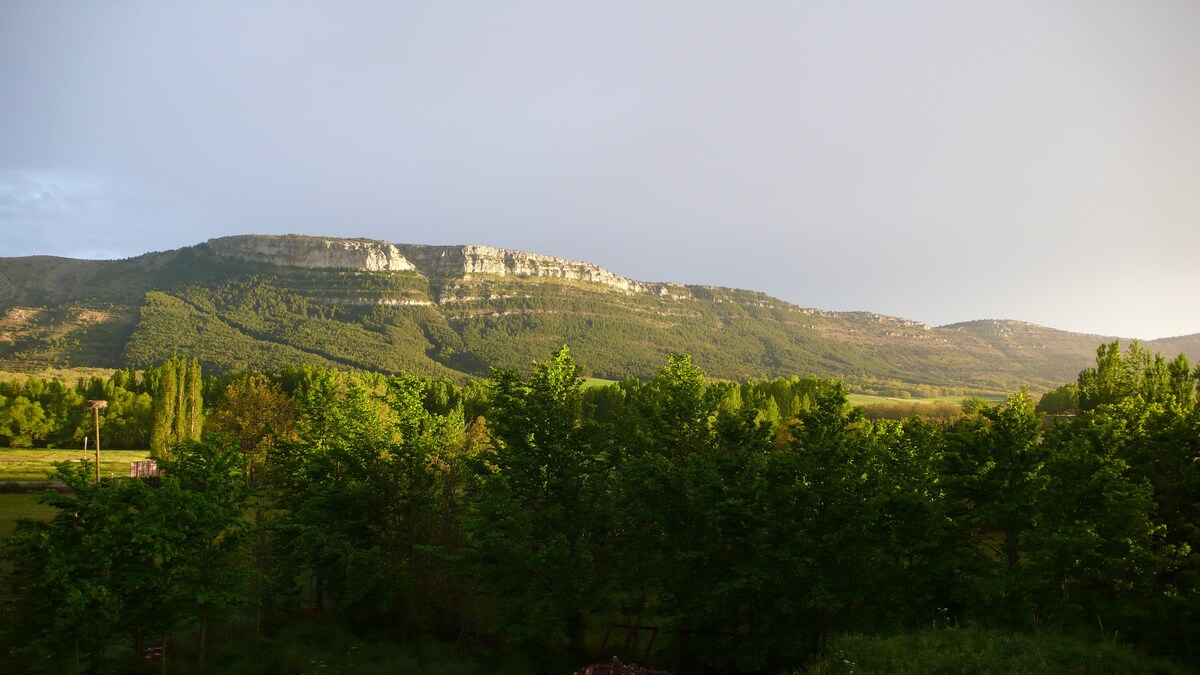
[{"xmin": 2, "ymin": 234, "xmax": 1196, "ymax": 394}]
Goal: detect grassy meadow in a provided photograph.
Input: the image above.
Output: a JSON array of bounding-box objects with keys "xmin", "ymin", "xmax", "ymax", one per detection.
[
  {"xmin": 0, "ymin": 448, "xmax": 151, "ymax": 483},
  {"xmin": 581, "ymin": 376, "xmax": 619, "ymax": 389},
  {"xmin": 0, "ymin": 447, "xmax": 152, "ymax": 538},
  {"xmin": 846, "ymin": 392, "xmax": 1007, "ymax": 407}
]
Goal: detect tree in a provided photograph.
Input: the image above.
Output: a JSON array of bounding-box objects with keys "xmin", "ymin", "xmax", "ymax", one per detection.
[
  {"xmin": 150, "ymin": 361, "xmax": 177, "ymax": 456},
  {"xmin": 1167, "ymin": 353, "xmax": 1195, "ymax": 409},
  {"xmin": 1036, "ymin": 383, "xmax": 1078, "ymax": 414},
  {"xmin": 1027, "ymin": 402, "xmax": 1177, "ymax": 636},
  {"xmin": 0, "ymin": 395, "xmax": 53, "ymax": 447},
  {"xmin": 771, "ymin": 385, "xmax": 885, "ymax": 656},
  {"xmin": 147, "ymin": 437, "xmax": 249, "ymax": 674},
  {"xmin": 941, "ymin": 392, "xmax": 1045, "ymax": 627},
  {"xmin": 466, "ymin": 346, "xmax": 610, "ymax": 649},
  {"xmin": 149, "ymin": 357, "xmax": 204, "ymax": 457},
  {"xmin": 1, "ymin": 462, "xmax": 124, "ymax": 671},
  {"xmin": 207, "ymin": 374, "xmax": 297, "ymax": 483},
  {"xmin": 266, "ymin": 369, "xmax": 471, "ymax": 635}
]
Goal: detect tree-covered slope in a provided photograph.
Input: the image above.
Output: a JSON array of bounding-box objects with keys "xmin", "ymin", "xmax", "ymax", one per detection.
[{"xmin": 2, "ymin": 235, "xmax": 1197, "ymax": 392}]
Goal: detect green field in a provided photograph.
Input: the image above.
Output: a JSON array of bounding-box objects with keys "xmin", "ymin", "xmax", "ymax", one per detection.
[
  {"xmin": 581, "ymin": 376, "xmax": 619, "ymax": 389},
  {"xmin": 0, "ymin": 493, "xmax": 58, "ymax": 537},
  {"xmin": 0, "ymin": 448, "xmax": 152, "ymax": 482},
  {"xmin": 846, "ymin": 392, "xmax": 1007, "ymax": 407}
]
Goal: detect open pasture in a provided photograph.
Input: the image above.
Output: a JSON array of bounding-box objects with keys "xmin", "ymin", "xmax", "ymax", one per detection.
[
  {"xmin": 0, "ymin": 448, "xmax": 151, "ymax": 483},
  {"xmin": 846, "ymin": 392, "xmax": 1007, "ymax": 407}
]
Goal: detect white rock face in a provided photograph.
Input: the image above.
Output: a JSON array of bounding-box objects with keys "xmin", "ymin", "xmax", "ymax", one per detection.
[
  {"xmin": 206, "ymin": 235, "xmax": 416, "ymax": 272},
  {"xmin": 206, "ymin": 234, "xmax": 677, "ymax": 296},
  {"xmin": 398, "ymin": 244, "xmax": 652, "ymax": 293}
]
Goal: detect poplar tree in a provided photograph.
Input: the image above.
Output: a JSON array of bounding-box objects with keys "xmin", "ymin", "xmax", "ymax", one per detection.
[
  {"xmin": 150, "ymin": 361, "xmax": 178, "ymax": 456},
  {"xmin": 150, "ymin": 357, "xmax": 204, "ymax": 457},
  {"xmin": 172, "ymin": 358, "xmax": 187, "ymax": 444},
  {"xmin": 185, "ymin": 358, "xmax": 204, "ymax": 441}
]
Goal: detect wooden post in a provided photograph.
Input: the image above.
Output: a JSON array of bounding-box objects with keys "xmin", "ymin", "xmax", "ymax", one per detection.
[{"xmin": 86, "ymin": 400, "xmax": 107, "ymax": 483}]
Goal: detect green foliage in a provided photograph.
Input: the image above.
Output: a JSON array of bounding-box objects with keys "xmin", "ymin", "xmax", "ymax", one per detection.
[
  {"xmin": 466, "ymin": 346, "xmax": 610, "ymax": 648},
  {"xmin": 148, "ymin": 356, "xmax": 204, "ymax": 457},
  {"xmin": 1, "ymin": 341, "xmax": 1198, "ymax": 673},
  {"xmin": 1029, "ymin": 406, "xmax": 1176, "ymax": 637},
  {"xmin": 267, "ymin": 368, "xmax": 470, "ymax": 636},
  {"xmin": 1036, "ymin": 382, "xmax": 1079, "ymax": 414},
  {"xmin": 207, "ymin": 372, "xmax": 298, "ymax": 482},
  {"xmin": 0, "ymin": 395, "xmax": 53, "ymax": 447},
  {"xmin": 0, "ymin": 370, "xmax": 153, "ymax": 448},
  {"xmin": 1078, "ymin": 340, "xmax": 1196, "ymax": 411},
  {"xmin": 0, "ymin": 439, "xmax": 251, "ymax": 673}
]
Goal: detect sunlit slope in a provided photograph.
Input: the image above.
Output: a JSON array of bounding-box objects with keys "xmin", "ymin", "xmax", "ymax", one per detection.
[{"xmin": 2, "ymin": 238, "xmax": 1198, "ymax": 392}]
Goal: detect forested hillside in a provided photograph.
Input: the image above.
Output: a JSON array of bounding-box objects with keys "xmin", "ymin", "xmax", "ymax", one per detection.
[{"xmin": 2, "ymin": 235, "xmax": 1198, "ymax": 394}]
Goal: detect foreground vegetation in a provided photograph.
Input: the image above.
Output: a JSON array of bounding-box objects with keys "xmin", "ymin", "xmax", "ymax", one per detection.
[
  {"xmin": 805, "ymin": 627, "xmax": 1191, "ymax": 674},
  {"xmin": 0, "ymin": 340, "xmax": 1197, "ymax": 673}
]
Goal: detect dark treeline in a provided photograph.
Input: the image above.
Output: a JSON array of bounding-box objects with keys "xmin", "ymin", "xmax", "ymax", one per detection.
[{"xmin": 1, "ymin": 341, "xmax": 1198, "ymax": 673}]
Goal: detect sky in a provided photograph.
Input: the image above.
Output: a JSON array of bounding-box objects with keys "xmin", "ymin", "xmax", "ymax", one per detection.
[{"xmin": 2, "ymin": 1, "xmax": 1198, "ymax": 339}]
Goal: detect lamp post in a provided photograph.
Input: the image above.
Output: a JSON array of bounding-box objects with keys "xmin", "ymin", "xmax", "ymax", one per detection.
[{"xmin": 86, "ymin": 400, "xmax": 107, "ymax": 483}]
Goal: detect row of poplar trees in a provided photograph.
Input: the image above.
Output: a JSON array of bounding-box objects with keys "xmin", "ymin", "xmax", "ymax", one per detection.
[{"xmin": 148, "ymin": 356, "xmax": 203, "ymax": 454}]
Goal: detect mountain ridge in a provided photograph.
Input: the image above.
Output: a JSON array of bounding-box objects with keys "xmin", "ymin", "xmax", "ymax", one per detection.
[{"xmin": 1, "ymin": 234, "xmax": 1196, "ymax": 394}]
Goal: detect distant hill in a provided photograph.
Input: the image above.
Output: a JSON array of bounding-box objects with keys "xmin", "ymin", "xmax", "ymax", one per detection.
[{"xmin": 2, "ymin": 234, "xmax": 1196, "ymax": 395}]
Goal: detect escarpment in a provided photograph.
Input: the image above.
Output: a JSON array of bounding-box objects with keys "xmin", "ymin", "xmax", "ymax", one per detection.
[
  {"xmin": 204, "ymin": 234, "xmax": 663, "ymax": 295},
  {"xmin": 396, "ymin": 243, "xmax": 653, "ymax": 293},
  {"xmin": 205, "ymin": 235, "xmax": 416, "ymax": 272}
]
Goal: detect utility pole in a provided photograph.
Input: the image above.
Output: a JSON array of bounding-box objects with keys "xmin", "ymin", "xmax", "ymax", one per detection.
[{"xmin": 86, "ymin": 400, "xmax": 108, "ymax": 483}]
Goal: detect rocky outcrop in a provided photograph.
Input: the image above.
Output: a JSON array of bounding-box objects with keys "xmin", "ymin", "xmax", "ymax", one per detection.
[
  {"xmin": 205, "ymin": 235, "xmax": 416, "ymax": 272},
  {"xmin": 205, "ymin": 235, "xmax": 667, "ymax": 295},
  {"xmin": 398, "ymin": 244, "xmax": 653, "ymax": 293}
]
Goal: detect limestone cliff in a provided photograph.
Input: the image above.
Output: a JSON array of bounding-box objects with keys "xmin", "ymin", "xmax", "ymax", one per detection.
[
  {"xmin": 397, "ymin": 243, "xmax": 654, "ymax": 293},
  {"xmin": 205, "ymin": 235, "xmax": 416, "ymax": 272},
  {"xmin": 205, "ymin": 235, "xmax": 671, "ymax": 295}
]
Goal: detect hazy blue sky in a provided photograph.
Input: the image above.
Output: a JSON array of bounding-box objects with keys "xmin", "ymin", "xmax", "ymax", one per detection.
[{"xmin": 2, "ymin": 1, "xmax": 1198, "ymax": 339}]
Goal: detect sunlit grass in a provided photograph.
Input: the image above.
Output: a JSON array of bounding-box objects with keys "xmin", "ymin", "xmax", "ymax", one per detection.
[
  {"xmin": 581, "ymin": 376, "xmax": 619, "ymax": 389},
  {"xmin": 0, "ymin": 448, "xmax": 151, "ymax": 482},
  {"xmin": 847, "ymin": 392, "xmax": 1006, "ymax": 407}
]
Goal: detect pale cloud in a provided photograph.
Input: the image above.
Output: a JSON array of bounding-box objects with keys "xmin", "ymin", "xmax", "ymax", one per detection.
[{"xmin": 0, "ymin": 171, "xmax": 126, "ymax": 258}]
